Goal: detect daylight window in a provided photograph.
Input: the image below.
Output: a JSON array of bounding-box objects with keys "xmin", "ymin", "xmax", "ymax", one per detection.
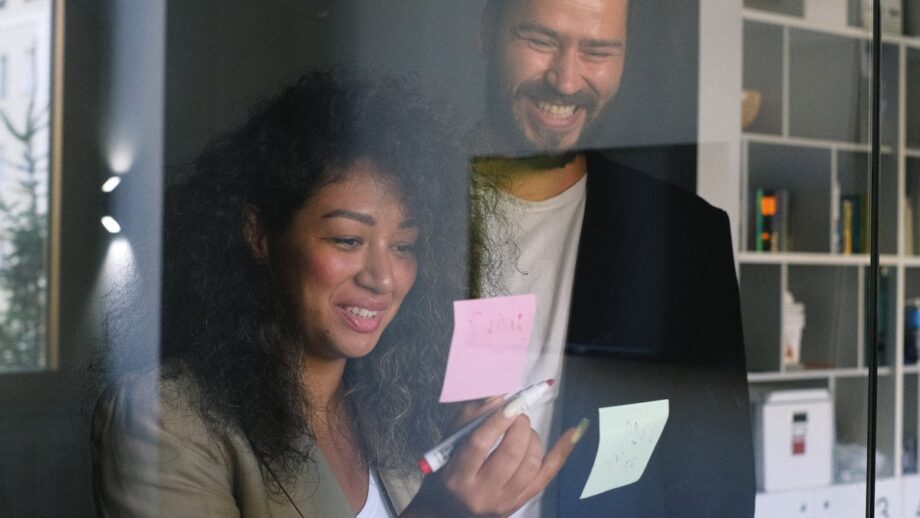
[{"xmin": 0, "ymin": 0, "xmax": 52, "ymax": 373}]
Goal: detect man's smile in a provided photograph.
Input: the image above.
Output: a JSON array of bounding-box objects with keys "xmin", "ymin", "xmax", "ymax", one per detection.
[
  {"xmin": 537, "ymin": 101, "xmax": 577, "ymax": 118},
  {"xmin": 526, "ymin": 97, "xmax": 585, "ymax": 134}
]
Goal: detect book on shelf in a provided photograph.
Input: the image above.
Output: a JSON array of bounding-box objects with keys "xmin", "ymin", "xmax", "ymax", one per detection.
[
  {"xmin": 754, "ymin": 188, "xmax": 789, "ymax": 252},
  {"xmin": 838, "ymin": 194, "xmax": 866, "ymax": 255}
]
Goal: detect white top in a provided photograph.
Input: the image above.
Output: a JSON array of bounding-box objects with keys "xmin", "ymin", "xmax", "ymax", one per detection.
[
  {"xmin": 356, "ymin": 469, "xmax": 395, "ymax": 518},
  {"xmin": 482, "ymin": 175, "xmax": 587, "ymax": 518}
]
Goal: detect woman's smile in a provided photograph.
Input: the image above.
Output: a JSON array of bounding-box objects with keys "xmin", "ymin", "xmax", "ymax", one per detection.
[{"xmin": 335, "ymin": 302, "xmax": 386, "ymax": 333}]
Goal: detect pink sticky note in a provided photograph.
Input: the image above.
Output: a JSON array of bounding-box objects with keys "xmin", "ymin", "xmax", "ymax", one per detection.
[{"xmin": 438, "ymin": 294, "xmax": 536, "ymax": 403}]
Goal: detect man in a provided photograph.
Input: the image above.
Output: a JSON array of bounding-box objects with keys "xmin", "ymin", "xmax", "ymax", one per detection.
[{"xmin": 469, "ymin": 1, "xmax": 755, "ymax": 516}]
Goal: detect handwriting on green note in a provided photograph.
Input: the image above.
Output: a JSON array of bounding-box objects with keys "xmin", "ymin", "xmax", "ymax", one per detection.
[{"xmin": 580, "ymin": 399, "xmax": 670, "ymax": 499}]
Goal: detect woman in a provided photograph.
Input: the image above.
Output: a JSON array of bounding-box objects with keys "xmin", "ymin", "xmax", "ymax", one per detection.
[{"xmin": 91, "ymin": 71, "xmax": 580, "ymax": 518}]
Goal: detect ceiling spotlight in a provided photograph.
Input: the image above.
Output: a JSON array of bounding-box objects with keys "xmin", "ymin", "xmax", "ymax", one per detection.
[{"xmin": 101, "ymin": 216, "xmax": 122, "ymax": 234}]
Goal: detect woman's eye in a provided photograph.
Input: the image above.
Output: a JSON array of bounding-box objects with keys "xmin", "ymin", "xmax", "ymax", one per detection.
[{"xmin": 332, "ymin": 237, "xmax": 362, "ymax": 248}]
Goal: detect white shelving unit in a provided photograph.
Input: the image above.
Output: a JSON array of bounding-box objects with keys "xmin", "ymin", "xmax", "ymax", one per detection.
[{"xmin": 697, "ymin": 2, "xmax": 920, "ymax": 516}]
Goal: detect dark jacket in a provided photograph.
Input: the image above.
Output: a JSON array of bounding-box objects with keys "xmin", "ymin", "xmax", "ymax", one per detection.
[{"xmin": 552, "ymin": 152, "xmax": 755, "ymax": 517}]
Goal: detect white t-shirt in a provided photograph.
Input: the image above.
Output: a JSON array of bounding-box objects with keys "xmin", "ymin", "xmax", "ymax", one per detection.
[
  {"xmin": 356, "ymin": 469, "xmax": 395, "ymax": 518},
  {"xmin": 482, "ymin": 176, "xmax": 587, "ymax": 518}
]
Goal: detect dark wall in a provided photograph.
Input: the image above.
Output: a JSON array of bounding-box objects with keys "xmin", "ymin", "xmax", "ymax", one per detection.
[
  {"xmin": 164, "ymin": 0, "xmax": 485, "ymax": 167},
  {"xmin": 164, "ymin": 0, "xmax": 699, "ymax": 172},
  {"xmin": 605, "ymin": 1, "xmax": 699, "ymax": 148}
]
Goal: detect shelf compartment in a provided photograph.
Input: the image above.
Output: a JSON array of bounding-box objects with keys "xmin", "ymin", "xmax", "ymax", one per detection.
[
  {"xmin": 837, "ymin": 151, "xmax": 899, "ymax": 255},
  {"xmin": 743, "ymin": 21, "xmax": 784, "ymax": 135},
  {"xmin": 747, "ymin": 142, "xmax": 832, "ymax": 252},
  {"xmin": 789, "ymin": 29, "xmax": 865, "ymax": 143},
  {"xmin": 741, "ymin": 264, "xmax": 783, "ymax": 372},
  {"xmin": 866, "ymin": 266, "xmax": 899, "ymax": 368},
  {"xmin": 739, "ymin": 263, "xmax": 863, "ymax": 372},
  {"xmin": 788, "ymin": 32, "xmax": 898, "ymax": 146},
  {"xmin": 905, "ymin": 374, "xmax": 919, "ymax": 475},
  {"xmin": 834, "ymin": 375, "xmax": 897, "ymax": 480},
  {"xmin": 748, "ymin": 375, "xmax": 897, "ymax": 484},
  {"xmin": 903, "ymin": 266, "xmax": 920, "ymax": 301},
  {"xmin": 788, "ymin": 265, "xmax": 860, "ymax": 369},
  {"xmin": 906, "ymin": 158, "xmax": 920, "ymax": 256},
  {"xmin": 908, "ymin": 48, "xmax": 920, "ymax": 148},
  {"xmin": 902, "ymin": 268, "xmax": 920, "ymax": 368}
]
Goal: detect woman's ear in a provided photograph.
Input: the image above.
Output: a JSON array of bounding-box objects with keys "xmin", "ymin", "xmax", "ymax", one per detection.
[{"xmin": 243, "ymin": 206, "xmax": 270, "ymax": 262}]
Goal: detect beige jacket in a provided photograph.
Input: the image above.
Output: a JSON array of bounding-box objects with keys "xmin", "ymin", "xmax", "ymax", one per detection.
[{"xmin": 91, "ymin": 370, "xmax": 423, "ymax": 517}]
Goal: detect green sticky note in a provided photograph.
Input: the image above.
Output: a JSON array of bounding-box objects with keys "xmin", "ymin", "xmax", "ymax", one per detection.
[{"xmin": 580, "ymin": 399, "xmax": 670, "ymax": 499}]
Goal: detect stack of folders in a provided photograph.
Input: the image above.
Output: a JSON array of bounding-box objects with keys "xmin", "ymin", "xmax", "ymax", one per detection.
[{"xmin": 754, "ymin": 188, "xmax": 789, "ymax": 252}]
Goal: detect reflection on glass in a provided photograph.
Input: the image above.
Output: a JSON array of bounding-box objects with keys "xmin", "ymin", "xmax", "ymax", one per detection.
[
  {"xmin": 470, "ymin": 1, "xmax": 753, "ymax": 516},
  {"xmin": 4, "ymin": 0, "xmax": 913, "ymax": 515},
  {"xmin": 94, "ymin": 72, "xmax": 478, "ymax": 518},
  {"xmin": 0, "ymin": 0, "xmax": 52, "ymax": 372}
]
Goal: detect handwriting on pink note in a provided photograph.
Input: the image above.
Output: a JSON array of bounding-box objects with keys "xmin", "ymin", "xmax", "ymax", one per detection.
[{"xmin": 438, "ymin": 294, "xmax": 536, "ymax": 403}]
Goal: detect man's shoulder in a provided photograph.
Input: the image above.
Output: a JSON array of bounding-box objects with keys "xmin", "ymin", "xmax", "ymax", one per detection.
[{"xmin": 584, "ymin": 150, "xmax": 727, "ymax": 227}]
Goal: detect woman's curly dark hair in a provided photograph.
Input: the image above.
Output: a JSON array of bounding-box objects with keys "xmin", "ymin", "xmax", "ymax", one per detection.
[{"xmin": 161, "ymin": 70, "xmax": 469, "ymax": 485}]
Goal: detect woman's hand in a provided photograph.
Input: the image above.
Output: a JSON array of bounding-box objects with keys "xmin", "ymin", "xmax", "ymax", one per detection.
[{"xmin": 402, "ymin": 398, "xmax": 586, "ymax": 518}]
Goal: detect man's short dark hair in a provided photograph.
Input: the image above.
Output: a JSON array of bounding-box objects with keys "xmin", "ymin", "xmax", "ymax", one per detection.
[{"xmin": 484, "ymin": 0, "xmax": 633, "ymax": 30}]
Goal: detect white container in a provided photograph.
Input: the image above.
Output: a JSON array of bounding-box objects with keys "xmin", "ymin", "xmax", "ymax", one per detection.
[
  {"xmin": 782, "ymin": 291, "xmax": 806, "ymax": 367},
  {"xmin": 753, "ymin": 389, "xmax": 833, "ymax": 492},
  {"xmin": 805, "ymin": 0, "xmax": 849, "ymax": 30}
]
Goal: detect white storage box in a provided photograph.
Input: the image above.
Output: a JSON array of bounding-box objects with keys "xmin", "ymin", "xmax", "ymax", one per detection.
[{"xmin": 753, "ymin": 389, "xmax": 833, "ymax": 492}]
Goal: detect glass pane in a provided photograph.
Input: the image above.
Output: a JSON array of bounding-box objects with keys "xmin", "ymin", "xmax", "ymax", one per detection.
[
  {"xmin": 741, "ymin": 0, "xmax": 907, "ymax": 516},
  {"xmin": 8, "ymin": 1, "xmax": 913, "ymax": 517}
]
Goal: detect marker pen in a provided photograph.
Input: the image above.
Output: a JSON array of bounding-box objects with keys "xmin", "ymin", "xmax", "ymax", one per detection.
[{"xmin": 418, "ymin": 379, "xmax": 556, "ymax": 475}]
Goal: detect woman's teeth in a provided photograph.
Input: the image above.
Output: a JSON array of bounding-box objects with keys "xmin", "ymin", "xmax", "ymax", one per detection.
[
  {"xmin": 346, "ymin": 306, "xmax": 379, "ymax": 318},
  {"xmin": 538, "ymin": 101, "xmax": 576, "ymax": 118}
]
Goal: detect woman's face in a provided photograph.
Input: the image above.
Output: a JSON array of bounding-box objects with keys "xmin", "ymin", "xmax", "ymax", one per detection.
[{"xmin": 271, "ymin": 160, "xmax": 419, "ymax": 360}]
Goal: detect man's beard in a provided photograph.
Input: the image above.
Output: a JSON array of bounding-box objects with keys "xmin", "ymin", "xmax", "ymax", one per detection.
[{"xmin": 484, "ymin": 61, "xmax": 606, "ymax": 158}]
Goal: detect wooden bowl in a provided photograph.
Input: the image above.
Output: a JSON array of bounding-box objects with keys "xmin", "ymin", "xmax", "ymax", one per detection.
[{"xmin": 742, "ymin": 89, "xmax": 763, "ymax": 130}]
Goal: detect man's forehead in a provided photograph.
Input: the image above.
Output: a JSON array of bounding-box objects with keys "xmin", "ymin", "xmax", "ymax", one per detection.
[{"xmin": 500, "ymin": 0, "xmax": 629, "ymax": 35}]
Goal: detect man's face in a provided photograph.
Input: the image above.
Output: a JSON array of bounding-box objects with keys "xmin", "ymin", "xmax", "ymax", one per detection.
[{"xmin": 483, "ymin": 0, "xmax": 629, "ymax": 154}]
